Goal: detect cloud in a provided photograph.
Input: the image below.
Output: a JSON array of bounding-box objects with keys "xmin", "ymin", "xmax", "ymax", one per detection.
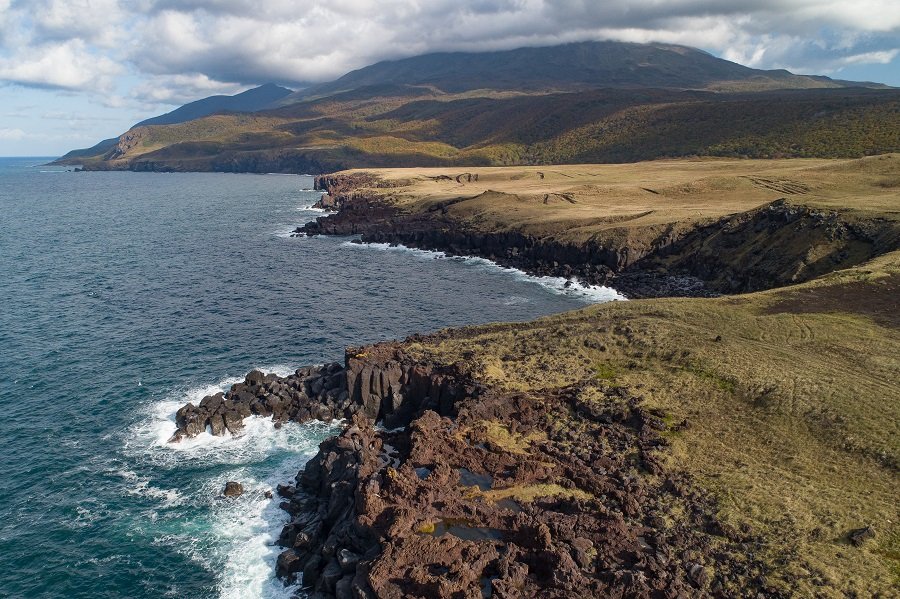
[
  {"xmin": 130, "ymin": 73, "xmax": 247, "ymax": 105},
  {"xmin": 121, "ymin": 1, "xmax": 900, "ymax": 88},
  {"xmin": 0, "ymin": 40, "xmax": 122, "ymax": 91},
  {"xmin": 1, "ymin": 0, "xmax": 899, "ymax": 103},
  {"xmin": 837, "ymin": 49, "xmax": 900, "ymax": 66},
  {"xmin": 26, "ymin": 0, "xmax": 127, "ymax": 46},
  {"xmin": 0, "ymin": 127, "xmax": 26, "ymax": 140}
]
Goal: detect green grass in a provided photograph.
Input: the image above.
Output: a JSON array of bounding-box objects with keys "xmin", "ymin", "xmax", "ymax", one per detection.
[
  {"xmin": 593, "ymin": 363, "xmax": 618, "ymax": 381},
  {"xmin": 681, "ymin": 363, "xmax": 736, "ymax": 393}
]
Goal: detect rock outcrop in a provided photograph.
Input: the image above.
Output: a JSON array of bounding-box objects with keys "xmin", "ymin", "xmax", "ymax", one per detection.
[
  {"xmin": 169, "ymin": 341, "xmax": 774, "ymax": 597},
  {"xmin": 223, "ymin": 481, "xmax": 244, "ymax": 497},
  {"xmin": 271, "ymin": 349, "xmax": 772, "ymax": 598},
  {"xmin": 299, "ymin": 175, "xmax": 897, "ymax": 298},
  {"xmin": 169, "ymin": 345, "xmax": 473, "ymax": 442}
]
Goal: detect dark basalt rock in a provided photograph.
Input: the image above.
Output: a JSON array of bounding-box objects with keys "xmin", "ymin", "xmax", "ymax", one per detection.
[
  {"xmin": 848, "ymin": 526, "xmax": 876, "ymax": 546},
  {"xmin": 298, "ymin": 177, "xmax": 893, "ymax": 299},
  {"xmin": 168, "ymin": 362, "xmax": 341, "ymax": 442},
  {"xmin": 223, "ymin": 481, "xmax": 244, "ymax": 497},
  {"xmin": 266, "ymin": 350, "xmax": 772, "ymax": 598},
  {"xmin": 168, "ymin": 345, "xmax": 473, "ymax": 448}
]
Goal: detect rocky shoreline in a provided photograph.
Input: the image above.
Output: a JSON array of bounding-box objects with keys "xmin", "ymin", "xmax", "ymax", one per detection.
[
  {"xmin": 297, "ymin": 173, "xmax": 895, "ymax": 299},
  {"xmin": 296, "ymin": 175, "xmax": 708, "ymax": 299},
  {"xmin": 165, "ymin": 166, "xmax": 899, "ymax": 597},
  {"xmin": 171, "ymin": 343, "xmax": 772, "ymax": 598}
]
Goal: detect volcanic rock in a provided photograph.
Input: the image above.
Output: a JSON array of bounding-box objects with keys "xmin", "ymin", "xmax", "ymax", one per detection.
[{"xmin": 223, "ymin": 481, "xmax": 244, "ymax": 497}]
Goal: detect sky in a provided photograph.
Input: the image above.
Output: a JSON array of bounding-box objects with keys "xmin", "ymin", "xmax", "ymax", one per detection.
[{"xmin": 1, "ymin": 0, "xmax": 899, "ymax": 156}]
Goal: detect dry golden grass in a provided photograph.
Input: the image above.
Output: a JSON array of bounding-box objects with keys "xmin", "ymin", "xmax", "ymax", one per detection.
[
  {"xmin": 474, "ymin": 420, "xmax": 547, "ymax": 455},
  {"xmin": 337, "ymin": 155, "xmax": 900, "ymax": 243},
  {"xmin": 115, "ymin": 114, "xmax": 289, "ymax": 158},
  {"xmin": 405, "ymin": 250, "xmax": 900, "ymax": 597},
  {"xmin": 481, "ymin": 484, "xmax": 593, "ymax": 503}
]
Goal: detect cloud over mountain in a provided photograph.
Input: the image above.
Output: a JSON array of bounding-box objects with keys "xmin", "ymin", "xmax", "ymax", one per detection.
[{"xmin": 0, "ymin": 0, "xmax": 898, "ymax": 102}]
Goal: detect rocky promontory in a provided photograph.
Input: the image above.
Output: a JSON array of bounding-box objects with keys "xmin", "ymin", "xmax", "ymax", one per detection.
[
  {"xmin": 171, "ymin": 345, "xmax": 773, "ymax": 598},
  {"xmin": 298, "ymin": 165, "xmax": 899, "ymax": 298},
  {"xmin": 169, "ymin": 344, "xmax": 472, "ymax": 443}
]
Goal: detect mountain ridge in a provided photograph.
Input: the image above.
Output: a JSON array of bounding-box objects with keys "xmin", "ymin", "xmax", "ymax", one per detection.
[
  {"xmin": 55, "ymin": 83, "xmax": 293, "ymax": 163},
  {"xmin": 57, "ymin": 41, "xmax": 898, "ymax": 171},
  {"xmin": 136, "ymin": 83, "xmax": 293, "ymax": 127},
  {"xmin": 283, "ymin": 41, "xmax": 888, "ymax": 103}
]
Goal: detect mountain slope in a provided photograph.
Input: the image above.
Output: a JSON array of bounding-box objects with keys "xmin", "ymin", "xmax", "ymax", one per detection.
[
  {"xmin": 55, "ymin": 137, "xmax": 119, "ymax": 161},
  {"xmin": 284, "ymin": 41, "xmax": 884, "ymax": 103},
  {"xmin": 59, "ymin": 42, "xmax": 898, "ymax": 172},
  {"xmin": 136, "ymin": 83, "xmax": 293, "ymax": 127},
  {"xmin": 73, "ymin": 87, "xmax": 900, "ymax": 173},
  {"xmin": 54, "ymin": 84, "xmax": 293, "ymax": 163}
]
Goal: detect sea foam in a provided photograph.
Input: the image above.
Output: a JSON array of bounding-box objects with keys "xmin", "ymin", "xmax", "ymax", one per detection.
[
  {"xmin": 125, "ymin": 366, "xmax": 338, "ymax": 599},
  {"xmin": 339, "ymin": 240, "xmax": 627, "ymax": 303}
]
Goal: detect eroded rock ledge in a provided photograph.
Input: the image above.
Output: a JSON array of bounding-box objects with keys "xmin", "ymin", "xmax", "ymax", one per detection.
[
  {"xmin": 170, "ymin": 343, "xmax": 472, "ymax": 442},
  {"xmin": 171, "ymin": 345, "xmax": 773, "ymax": 598},
  {"xmin": 298, "ymin": 174, "xmax": 897, "ymax": 298}
]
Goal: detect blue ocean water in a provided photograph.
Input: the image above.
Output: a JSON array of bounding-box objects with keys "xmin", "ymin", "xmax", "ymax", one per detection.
[{"xmin": 0, "ymin": 157, "xmax": 621, "ymax": 598}]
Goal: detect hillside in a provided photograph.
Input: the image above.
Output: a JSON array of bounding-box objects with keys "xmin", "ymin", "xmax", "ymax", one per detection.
[
  {"xmin": 389, "ymin": 249, "xmax": 900, "ymax": 597},
  {"xmin": 54, "ymin": 83, "xmax": 292, "ymax": 164},
  {"xmin": 72, "ymin": 87, "xmax": 900, "ymax": 173},
  {"xmin": 135, "ymin": 83, "xmax": 292, "ymax": 127},
  {"xmin": 59, "ymin": 42, "xmax": 898, "ymax": 173}
]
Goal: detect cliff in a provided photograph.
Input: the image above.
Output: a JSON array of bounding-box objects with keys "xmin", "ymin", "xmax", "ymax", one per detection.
[{"xmin": 301, "ymin": 157, "xmax": 900, "ymax": 297}]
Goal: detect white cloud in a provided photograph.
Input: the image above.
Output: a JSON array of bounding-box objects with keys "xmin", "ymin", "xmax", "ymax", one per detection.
[
  {"xmin": 0, "ymin": 127, "xmax": 26, "ymax": 139},
  {"xmin": 119, "ymin": 1, "xmax": 900, "ymax": 89},
  {"xmin": 837, "ymin": 49, "xmax": 900, "ymax": 66},
  {"xmin": 29, "ymin": 0, "xmax": 126, "ymax": 46},
  {"xmin": 1, "ymin": 0, "xmax": 899, "ymax": 102},
  {"xmin": 0, "ymin": 40, "xmax": 122, "ymax": 91},
  {"xmin": 130, "ymin": 73, "xmax": 246, "ymax": 105}
]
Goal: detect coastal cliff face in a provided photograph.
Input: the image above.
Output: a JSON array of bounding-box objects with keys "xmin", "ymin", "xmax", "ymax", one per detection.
[
  {"xmin": 79, "ymin": 148, "xmax": 341, "ymax": 174},
  {"xmin": 302, "ymin": 173, "xmax": 896, "ymax": 297}
]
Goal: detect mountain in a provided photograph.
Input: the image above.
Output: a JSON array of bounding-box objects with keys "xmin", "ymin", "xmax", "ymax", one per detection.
[
  {"xmin": 55, "ymin": 137, "xmax": 119, "ymax": 160},
  {"xmin": 59, "ymin": 42, "xmax": 898, "ymax": 172},
  {"xmin": 55, "ymin": 84, "xmax": 293, "ymax": 163},
  {"xmin": 136, "ymin": 83, "xmax": 293, "ymax": 127},
  {"xmin": 283, "ymin": 41, "xmax": 886, "ymax": 103}
]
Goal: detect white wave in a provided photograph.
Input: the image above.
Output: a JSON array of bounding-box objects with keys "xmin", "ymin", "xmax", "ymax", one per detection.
[
  {"xmin": 72, "ymin": 504, "xmax": 104, "ymax": 527},
  {"xmin": 114, "ymin": 468, "xmax": 184, "ymax": 507},
  {"xmin": 149, "ymin": 421, "xmax": 335, "ymax": 599},
  {"xmin": 296, "ymin": 201, "xmax": 326, "ymax": 213},
  {"xmin": 271, "ymin": 199, "xmax": 326, "ymax": 237},
  {"xmin": 340, "ymin": 240, "xmax": 627, "ymax": 303},
  {"xmin": 210, "ymin": 460, "xmax": 312, "ymax": 599},
  {"xmin": 126, "ymin": 363, "xmax": 300, "ymax": 457},
  {"xmin": 127, "ymin": 367, "xmax": 340, "ymax": 599},
  {"xmin": 503, "ymin": 295, "xmax": 531, "ymax": 306}
]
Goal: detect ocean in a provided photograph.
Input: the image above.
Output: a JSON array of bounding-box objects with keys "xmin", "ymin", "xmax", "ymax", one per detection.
[{"xmin": 0, "ymin": 157, "xmax": 622, "ymax": 598}]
